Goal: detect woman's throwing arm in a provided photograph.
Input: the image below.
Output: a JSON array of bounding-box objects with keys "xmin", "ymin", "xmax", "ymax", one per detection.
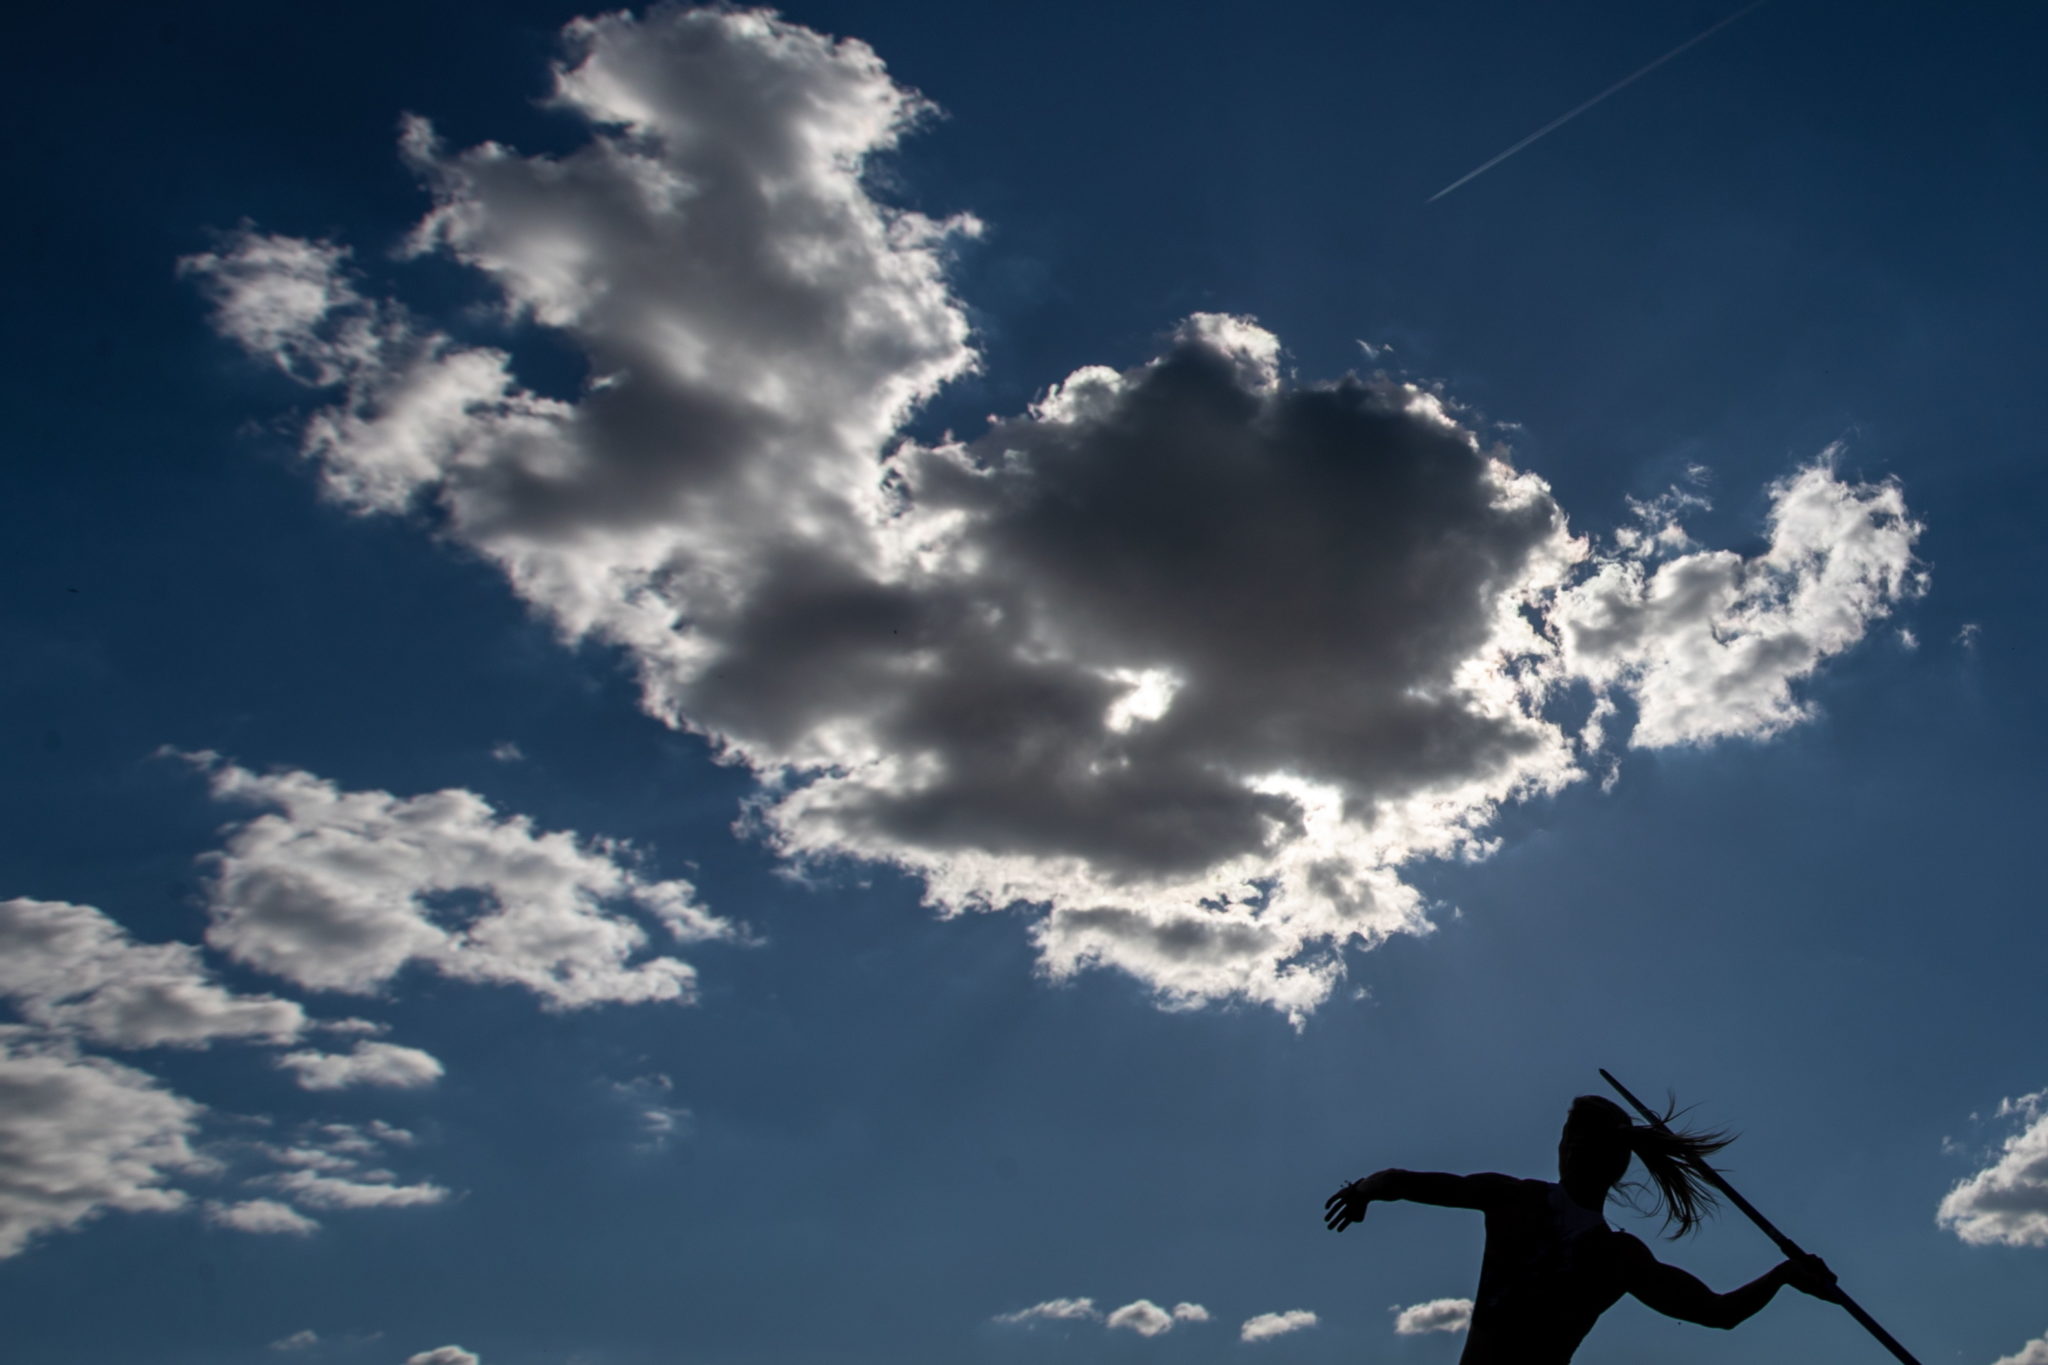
[
  {"xmin": 1627, "ymin": 1248, "xmax": 1839, "ymax": 1329},
  {"xmin": 1324, "ymin": 1170, "xmax": 1518, "ymax": 1231}
]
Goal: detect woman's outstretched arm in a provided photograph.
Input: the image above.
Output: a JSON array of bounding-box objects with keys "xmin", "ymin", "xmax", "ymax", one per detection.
[
  {"xmin": 1324, "ymin": 1170, "xmax": 1519, "ymax": 1230},
  {"xmin": 1626, "ymin": 1249, "xmax": 1839, "ymax": 1329}
]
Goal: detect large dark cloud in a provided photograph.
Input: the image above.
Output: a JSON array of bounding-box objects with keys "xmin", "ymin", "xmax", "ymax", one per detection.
[{"xmin": 185, "ymin": 5, "xmax": 1922, "ymax": 1017}]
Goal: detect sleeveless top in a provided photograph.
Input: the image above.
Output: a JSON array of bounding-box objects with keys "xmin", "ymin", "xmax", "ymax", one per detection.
[{"xmin": 1460, "ymin": 1177, "xmax": 1648, "ymax": 1365}]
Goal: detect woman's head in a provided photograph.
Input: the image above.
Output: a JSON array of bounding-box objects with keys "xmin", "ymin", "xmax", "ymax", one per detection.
[{"xmin": 1559, "ymin": 1093, "xmax": 1735, "ymax": 1237}]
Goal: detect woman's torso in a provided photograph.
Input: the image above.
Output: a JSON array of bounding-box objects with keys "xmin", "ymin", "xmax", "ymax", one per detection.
[{"xmin": 1459, "ymin": 1180, "xmax": 1643, "ymax": 1365}]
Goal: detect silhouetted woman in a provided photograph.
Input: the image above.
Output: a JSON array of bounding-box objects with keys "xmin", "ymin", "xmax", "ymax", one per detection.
[{"xmin": 1324, "ymin": 1094, "xmax": 1838, "ymax": 1364}]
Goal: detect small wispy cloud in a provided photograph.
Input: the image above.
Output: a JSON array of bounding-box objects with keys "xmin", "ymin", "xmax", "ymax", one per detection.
[
  {"xmin": 993, "ymin": 1297, "xmax": 1099, "ymax": 1326},
  {"xmin": 995, "ymin": 1295, "xmax": 1209, "ymax": 1337},
  {"xmin": 207, "ymin": 1198, "xmax": 319, "ymax": 1237},
  {"xmin": 611, "ymin": 1074, "xmax": 691, "ymax": 1151},
  {"xmin": 248, "ymin": 1119, "xmax": 446, "ymax": 1218}
]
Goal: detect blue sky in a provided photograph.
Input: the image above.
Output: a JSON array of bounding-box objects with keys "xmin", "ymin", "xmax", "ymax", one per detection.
[{"xmin": 4, "ymin": 2, "xmax": 2047, "ymax": 1363}]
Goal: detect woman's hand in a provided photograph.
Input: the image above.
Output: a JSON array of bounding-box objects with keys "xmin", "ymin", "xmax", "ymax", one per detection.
[
  {"xmin": 1780, "ymin": 1253, "xmax": 1841, "ymax": 1302},
  {"xmin": 1324, "ymin": 1178, "xmax": 1374, "ymax": 1232}
]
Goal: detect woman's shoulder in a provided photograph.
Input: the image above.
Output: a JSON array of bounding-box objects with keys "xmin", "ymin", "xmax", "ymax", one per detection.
[
  {"xmin": 1603, "ymin": 1228, "xmax": 1655, "ymax": 1263},
  {"xmin": 1467, "ymin": 1172, "xmax": 1553, "ymax": 1205}
]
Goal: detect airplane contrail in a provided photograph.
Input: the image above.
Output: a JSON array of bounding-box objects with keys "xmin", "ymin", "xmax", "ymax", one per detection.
[{"xmin": 1427, "ymin": 0, "xmax": 1772, "ymax": 203}]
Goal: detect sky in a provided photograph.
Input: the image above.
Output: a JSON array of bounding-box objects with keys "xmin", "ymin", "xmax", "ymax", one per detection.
[{"xmin": 4, "ymin": 1, "xmax": 2047, "ymax": 1363}]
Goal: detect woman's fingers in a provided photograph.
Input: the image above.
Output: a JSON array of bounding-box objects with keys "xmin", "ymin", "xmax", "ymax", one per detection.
[{"xmin": 1324, "ymin": 1180, "xmax": 1368, "ymax": 1230}]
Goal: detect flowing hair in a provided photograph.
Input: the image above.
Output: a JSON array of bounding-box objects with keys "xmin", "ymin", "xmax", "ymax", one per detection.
[{"xmin": 1569, "ymin": 1094, "xmax": 1736, "ymax": 1238}]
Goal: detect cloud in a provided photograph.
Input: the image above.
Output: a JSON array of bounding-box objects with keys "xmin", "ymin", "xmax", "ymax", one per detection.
[
  {"xmin": 271, "ymin": 1165, "xmax": 447, "ymax": 1211},
  {"xmin": 176, "ymin": 233, "xmax": 378, "ymax": 387},
  {"xmin": 1993, "ymin": 1332, "xmax": 2048, "ymax": 1365},
  {"xmin": 2000, "ymin": 1090, "xmax": 2048, "ymax": 1119},
  {"xmin": 270, "ymin": 1329, "xmax": 322, "ymax": 1351},
  {"xmin": 188, "ymin": 6, "xmax": 1922, "ymax": 1021},
  {"xmin": 317, "ymin": 1017, "xmax": 388, "ymax": 1035},
  {"xmin": 208, "ymin": 1198, "xmax": 320, "ymax": 1236},
  {"xmin": 1938, "ymin": 1089, "xmax": 2048, "ymax": 1247},
  {"xmin": 1105, "ymin": 1300, "xmax": 1175, "ymax": 1336},
  {"xmin": 0, "ymin": 894, "xmax": 446, "ymax": 1254},
  {"xmin": 406, "ymin": 1349, "xmax": 480, "ymax": 1365},
  {"xmin": 1241, "ymin": 1309, "xmax": 1319, "ymax": 1342},
  {"xmin": 276, "ymin": 1040, "xmax": 445, "ymax": 1091},
  {"xmin": 996, "ymin": 1295, "xmax": 1207, "ymax": 1336},
  {"xmin": 610, "ymin": 1073, "xmax": 691, "ymax": 1151},
  {"xmin": 1553, "ymin": 456, "xmax": 1923, "ymax": 748},
  {"xmin": 0, "ymin": 897, "xmax": 306, "ymax": 1048},
  {"xmin": 1393, "ymin": 1297, "xmax": 1473, "ymax": 1334},
  {"xmin": 993, "ymin": 1297, "xmax": 1099, "ymax": 1326},
  {"xmin": 257, "ymin": 1122, "xmax": 448, "ymax": 1212},
  {"xmin": 175, "ymin": 752, "xmax": 735, "ymax": 1008},
  {"xmin": 0, "ymin": 1030, "xmax": 208, "ymax": 1257}
]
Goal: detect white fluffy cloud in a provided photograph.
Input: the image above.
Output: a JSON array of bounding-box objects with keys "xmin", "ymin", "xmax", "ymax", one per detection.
[
  {"xmin": 0, "ymin": 897, "xmax": 305, "ymax": 1048},
  {"xmin": 1938, "ymin": 1089, "xmax": 2048, "ymax": 1247},
  {"xmin": 180, "ymin": 752, "xmax": 733, "ymax": 1008},
  {"xmin": 406, "ymin": 1349, "xmax": 480, "ymax": 1365},
  {"xmin": 1106, "ymin": 1299, "xmax": 1209, "ymax": 1334},
  {"xmin": 1553, "ymin": 459, "xmax": 1923, "ymax": 748},
  {"xmin": 1992, "ymin": 1331, "xmax": 2048, "ymax": 1365},
  {"xmin": 276, "ymin": 1040, "xmax": 445, "ymax": 1091},
  {"xmin": 1393, "ymin": 1297, "xmax": 1473, "ymax": 1334},
  {"xmin": 0, "ymin": 1030, "xmax": 208, "ymax": 1257},
  {"xmin": 1241, "ymin": 1309, "xmax": 1319, "ymax": 1342},
  {"xmin": 187, "ymin": 6, "xmax": 1922, "ymax": 1020},
  {"xmin": 1105, "ymin": 1300, "xmax": 1174, "ymax": 1337},
  {"xmin": 0, "ymin": 758, "xmax": 696, "ymax": 1253},
  {"xmin": 0, "ymin": 893, "xmax": 452, "ymax": 1254}
]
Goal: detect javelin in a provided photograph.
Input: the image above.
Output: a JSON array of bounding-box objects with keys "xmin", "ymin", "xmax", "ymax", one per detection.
[
  {"xmin": 1599, "ymin": 1069, "xmax": 1924, "ymax": 1365},
  {"xmin": 1428, "ymin": 0, "xmax": 1772, "ymax": 203}
]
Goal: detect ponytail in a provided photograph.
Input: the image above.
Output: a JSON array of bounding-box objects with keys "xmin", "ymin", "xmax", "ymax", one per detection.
[
  {"xmin": 1625, "ymin": 1099, "xmax": 1736, "ymax": 1237},
  {"xmin": 1570, "ymin": 1094, "xmax": 1736, "ymax": 1238}
]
